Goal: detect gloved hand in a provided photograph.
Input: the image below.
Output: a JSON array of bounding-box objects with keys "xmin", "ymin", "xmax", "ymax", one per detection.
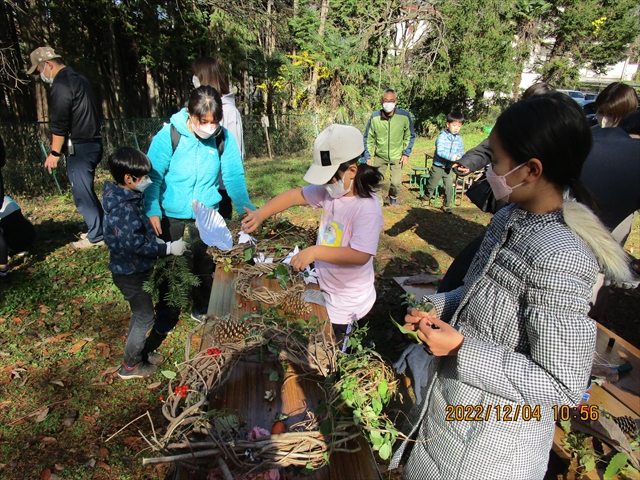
[{"xmin": 166, "ymin": 238, "xmax": 186, "ymax": 256}]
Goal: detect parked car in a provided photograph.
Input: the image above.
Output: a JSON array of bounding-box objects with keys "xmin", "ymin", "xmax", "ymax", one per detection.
[
  {"xmin": 580, "ymin": 100, "xmax": 598, "ymax": 126},
  {"xmin": 584, "ymin": 93, "xmax": 598, "ymax": 101},
  {"xmin": 558, "ymin": 89, "xmax": 586, "ymax": 102}
]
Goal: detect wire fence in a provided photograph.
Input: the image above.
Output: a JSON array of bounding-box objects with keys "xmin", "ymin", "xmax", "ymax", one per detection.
[{"xmin": 0, "ymin": 113, "xmax": 372, "ymax": 196}]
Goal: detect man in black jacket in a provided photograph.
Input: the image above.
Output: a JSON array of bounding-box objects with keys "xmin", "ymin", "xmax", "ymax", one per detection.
[{"xmin": 27, "ymin": 46, "xmax": 104, "ymax": 248}]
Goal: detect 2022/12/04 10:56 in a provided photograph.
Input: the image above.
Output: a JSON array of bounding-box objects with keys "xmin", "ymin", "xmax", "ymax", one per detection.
[{"xmin": 552, "ymin": 405, "xmax": 600, "ymax": 421}]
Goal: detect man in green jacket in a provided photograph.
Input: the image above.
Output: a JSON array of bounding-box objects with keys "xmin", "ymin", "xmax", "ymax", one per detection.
[{"xmin": 364, "ymin": 89, "xmax": 416, "ymax": 205}]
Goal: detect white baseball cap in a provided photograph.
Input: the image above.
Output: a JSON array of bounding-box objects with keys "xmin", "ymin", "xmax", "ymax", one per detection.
[{"xmin": 303, "ymin": 124, "xmax": 365, "ymax": 185}]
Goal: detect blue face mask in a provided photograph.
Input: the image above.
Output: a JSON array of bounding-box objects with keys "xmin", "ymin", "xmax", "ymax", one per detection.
[{"xmin": 135, "ymin": 176, "xmax": 153, "ymax": 192}]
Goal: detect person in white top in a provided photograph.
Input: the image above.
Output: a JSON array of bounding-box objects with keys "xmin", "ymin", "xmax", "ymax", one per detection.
[
  {"xmin": 242, "ymin": 125, "xmax": 385, "ymax": 348},
  {"xmin": 192, "ymin": 56, "xmax": 245, "ymax": 219}
]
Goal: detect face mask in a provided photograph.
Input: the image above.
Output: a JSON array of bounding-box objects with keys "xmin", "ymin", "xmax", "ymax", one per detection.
[
  {"xmin": 40, "ymin": 64, "xmax": 54, "ymax": 84},
  {"xmin": 191, "ymin": 119, "xmax": 218, "ymax": 139},
  {"xmin": 324, "ymin": 175, "xmax": 352, "ymax": 199},
  {"xmin": 135, "ymin": 176, "xmax": 153, "ymax": 192},
  {"xmin": 485, "ymin": 163, "xmax": 526, "ymax": 202},
  {"xmin": 596, "ymin": 113, "xmax": 614, "ymax": 128},
  {"xmin": 382, "ymin": 102, "xmax": 396, "ymax": 114},
  {"xmin": 192, "ymin": 75, "xmax": 200, "ymax": 89}
]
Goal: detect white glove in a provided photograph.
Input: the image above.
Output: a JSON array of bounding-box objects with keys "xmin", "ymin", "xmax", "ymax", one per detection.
[{"xmin": 166, "ymin": 239, "xmax": 186, "ymax": 256}]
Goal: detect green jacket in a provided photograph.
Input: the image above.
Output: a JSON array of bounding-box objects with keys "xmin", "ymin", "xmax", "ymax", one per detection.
[{"xmin": 364, "ymin": 108, "xmax": 416, "ymax": 162}]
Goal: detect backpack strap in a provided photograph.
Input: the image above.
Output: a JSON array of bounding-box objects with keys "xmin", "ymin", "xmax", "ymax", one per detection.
[
  {"xmin": 215, "ymin": 128, "xmax": 225, "ymax": 158},
  {"xmin": 170, "ymin": 124, "xmax": 180, "ymax": 155}
]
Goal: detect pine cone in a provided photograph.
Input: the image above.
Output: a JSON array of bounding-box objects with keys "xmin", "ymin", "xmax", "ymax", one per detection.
[
  {"xmin": 281, "ymin": 290, "xmax": 312, "ymax": 316},
  {"xmin": 613, "ymin": 415, "xmax": 638, "ymax": 437},
  {"xmin": 212, "ymin": 319, "xmax": 250, "ymax": 343},
  {"xmin": 305, "ymin": 225, "xmax": 318, "ymax": 247}
]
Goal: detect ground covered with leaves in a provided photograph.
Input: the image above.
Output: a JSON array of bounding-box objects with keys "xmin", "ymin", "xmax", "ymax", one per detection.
[{"xmin": 1, "ymin": 140, "xmax": 638, "ymax": 479}]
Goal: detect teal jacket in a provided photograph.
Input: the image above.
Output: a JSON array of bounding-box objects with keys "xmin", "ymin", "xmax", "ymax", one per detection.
[
  {"xmin": 145, "ymin": 108, "xmax": 254, "ymax": 220},
  {"xmin": 363, "ymin": 108, "xmax": 416, "ymax": 162}
]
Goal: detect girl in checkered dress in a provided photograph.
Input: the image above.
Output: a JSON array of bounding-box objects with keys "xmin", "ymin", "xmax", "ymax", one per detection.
[{"xmin": 393, "ymin": 93, "xmax": 633, "ymax": 479}]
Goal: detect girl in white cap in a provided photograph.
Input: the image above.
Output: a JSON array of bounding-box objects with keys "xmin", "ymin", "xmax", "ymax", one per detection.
[{"xmin": 242, "ymin": 124, "xmax": 384, "ymax": 347}]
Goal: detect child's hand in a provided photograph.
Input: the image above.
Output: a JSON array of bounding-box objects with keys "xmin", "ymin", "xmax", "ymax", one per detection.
[
  {"xmin": 241, "ymin": 207, "xmax": 263, "ymax": 233},
  {"xmin": 290, "ymin": 246, "xmax": 316, "ymax": 271},
  {"xmin": 417, "ymin": 317, "xmax": 464, "ymax": 356},
  {"xmin": 403, "ymin": 308, "xmax": 433, "ymax": 333}
]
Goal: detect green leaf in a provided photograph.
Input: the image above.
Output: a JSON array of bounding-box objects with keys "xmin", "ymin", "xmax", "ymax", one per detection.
[
  {"xmin": 243, "ymin": 247, "xmax": 253, "ymax": 262},
  {"xmin": 161, "ymin": 370, "xmax": 176, "ymax": 379},
  {"xmin": 379, "ymin": 442, "xmax": 392, "ymax": 460},
  {"xmin": 390, "ymin": 316, "xmax": 423, "ymax": 344},
  {"xmin": 378, "ymin": 380, "xmax": 388, "ymax": 399},
  {"xmin": 305, "ymin": 462, "xmax": 314, "ymax": 470},
  {"xmin": 559, "ymin": 419, "xmax": 572, "ymax": 434},
  {"xmin": 604, "ymin": 453, "xmax": 628, "ymax": 480},
  {"xmin": 319, "ymin": 420, "xmax": 333, "ymax": 435},
  {"xmin": 372, "ymin": 397, "xmax": 383, "ymax": 415},
  {"xmin": 268, "ymin": 369, "xmax": 279, "ymax": 381},
  {"xmin": 581, "ymin": 455, "xmax": 596, "ymax": 472}
]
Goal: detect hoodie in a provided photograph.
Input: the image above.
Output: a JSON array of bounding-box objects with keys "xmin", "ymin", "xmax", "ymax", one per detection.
[
  {"xmin": 145, "ymin": 108, "xmax": 254, "ymax": 220},
  {"xmin": 102, "ymin": 181, "xmax": 168, "ymax": 275}
]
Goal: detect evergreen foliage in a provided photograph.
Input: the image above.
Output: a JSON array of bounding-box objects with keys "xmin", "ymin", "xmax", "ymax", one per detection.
[{"xmin": 143, "ymin": 255, "xmax": 201, "ymax": 309}]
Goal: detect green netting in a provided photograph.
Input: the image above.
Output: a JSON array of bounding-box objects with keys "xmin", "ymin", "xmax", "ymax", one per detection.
[{"xmin": 0, "ymin": 113, "xmax": 372, "ymax": 196}]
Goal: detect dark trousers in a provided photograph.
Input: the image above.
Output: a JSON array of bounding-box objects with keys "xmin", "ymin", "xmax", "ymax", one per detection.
[
  {"xmin": 66, "ymin": 141, "xmax": 104, "ymax": 243},
  {"xmin": 112, "ymin": 271, "xmax": 161, "ymax": 367},
  {"xmin": 218, "ymin": 188, "xmax": 233, "ymax": 220},
  {"xmin": 424, "ymin": 164, "xmax": 454, "ymax": 207},
  {"xmin": 155, "ymin": 216, "xmax": 215, "ymax": 333},
  {"xmin": 1, "ymin": 210, "xmax": 36, "ymax": 255}
]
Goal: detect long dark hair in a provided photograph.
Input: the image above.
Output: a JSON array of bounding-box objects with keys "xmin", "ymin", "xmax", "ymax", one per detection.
[
  {"xmin": 333, "ymin": 156, "xmax": 383, "ymax": 198},
  {"xmin": 192, "ymin": 57, "xmax": 230, "ymax": 95},
  {"xmin": 188, "ymin": 86, "xmax": 223, "ymax": 123},
  {"xmin": 494, "ymin": 92, "xmax": 595, "ymax": 209}
]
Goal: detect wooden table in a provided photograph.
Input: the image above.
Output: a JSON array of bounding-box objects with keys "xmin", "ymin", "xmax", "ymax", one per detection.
[{"xmin": 196, "ymin": 268, "xmax": 381, "ymax": 480}]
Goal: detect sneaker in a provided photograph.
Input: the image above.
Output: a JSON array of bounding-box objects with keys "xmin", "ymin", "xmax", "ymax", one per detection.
[
  {"xmin": 419, "ymin": 195, "xmax": 431, "ymax": 203},
  {"xmin": 389, "ymin": 198, "xmax": 398, "ymax": 206},
  {"xmin": 442, "ymin": 206, "xmax": 453, "ymax": 214},
  {"xmin": 190, "ymin": 311, "xmax": 208, "ymax": 323},
  {"xmin": 146, "ymin": 352, "xmax": 164, "ymax": 365},
  {"xmin": 70, "ymin": 237, "xmax": 105, "ymax": 249},
  {"xmin": 118, "ymin": 362, "xmax": 157, "ymax": 379}
]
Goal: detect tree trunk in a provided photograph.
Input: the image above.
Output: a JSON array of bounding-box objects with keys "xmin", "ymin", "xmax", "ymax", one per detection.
[{"xmin": 308, "ymin": 0, "xmax": 329, "ymax": 110}]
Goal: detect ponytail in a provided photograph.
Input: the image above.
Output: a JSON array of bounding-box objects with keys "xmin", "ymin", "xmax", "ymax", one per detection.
[{"xmin": 335, "ymin": 158, "xmax": 384, "ymax": 198}]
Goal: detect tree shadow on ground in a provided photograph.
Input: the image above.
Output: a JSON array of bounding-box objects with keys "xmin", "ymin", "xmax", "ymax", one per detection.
[{"xmin": 385, "ymin": 206, "xmax": 487, "ymax": 261}]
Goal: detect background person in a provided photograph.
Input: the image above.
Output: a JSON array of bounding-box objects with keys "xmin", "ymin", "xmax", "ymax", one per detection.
[
  {"xmin": 192, "ymin": 56, "xmax": 245, "ymax": 219},
  {"xmin": 242, "ymin": 125, "xmax": 384, "ymax": 348},
  {"xmin": 363, "ymin": 88, "xmax": 415, "ymax": 206},
  {"xmin": 420, "ymin": 111, "xmax": 465, "ymax": 213},
  {"xmin": 393, "ymin": 92, "xmax": 632, "ymax": 480},
  {"xmin": 27, "ymin": 46, "xmax": 104, "ymax": 249},
  {"xmin": 593, "ymin": 82, "xmax": 638, "ymax": 128},
  {"xmin": 145, "ymin": 86, "xmax": 254, "ymax": 329}
]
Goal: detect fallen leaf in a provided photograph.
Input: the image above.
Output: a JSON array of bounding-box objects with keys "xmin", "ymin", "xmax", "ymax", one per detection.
[
  {"xmin": 96, "ymin": 343, "xmax": 109, "ymax": 348},
  {"xmin": 99, "ymin": 461, "xmax": 110, "ymax": 470},
  {"xmin": 40, "ymin": 467, "xmax": 51, "ymax": 480},
  {"xmin": 81, "ymin": 415, "xmax": 96, "ymax": 424},
  {"xmin": 124, "ymin": 436, "xmax": 141, "ymax": 446},
  {"xmin": 100, "ymin": 346, "xmax": 110, "ymax": 358},
  {"xmin": 54, "ymin": 464, "xmax": 64, "ymax": 471},
  {"xmin": 39, "ymin": 305, "xmax": 51, "ymax": 314},
  {"xmin": 80, "ymin": 277, "xmax": 87, "ymax": 284},
  {"xmin": 41, "ymin": 437, "xmax": 57, "ymax": 444},
  {"xmin": 68, "ymin": 339, "xmax": 89, "ymax": 354},
  {"xmin": 49, "ymin": 380, "xmax": 64, "ymax": 387},
  {"xmin": 98, "ymin": 447, "xmax": 109, "ymax": 459},
  {"xmin": 13, "ymin": 317, "xmax": 21, "ymax": 324},
  {"xmin": 73, "ymin": 309, "xmax": 81, "ymax": 316},
  {"xmin": 33, "ymin": 407, "xmax": 50, "ymax": 423},
  {"xmin": 62, "ymin": 410, "xmax": 78, "ymax": 427},
  {"xmin": 147, "ymin": 382, "xmax": 162, "ymax": 389},
  {"xmin": 84, "ymin": 458, "xmax": 96, "ymax": 469}
]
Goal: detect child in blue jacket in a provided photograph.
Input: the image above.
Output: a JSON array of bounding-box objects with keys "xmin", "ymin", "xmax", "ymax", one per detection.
[
  {"xmin": 103, "ymin": 147, "xmax": 186, "ymax": 379},
  {"xmin": 421, "ymin": 111, "xmax": 465, "ymax": 213}
]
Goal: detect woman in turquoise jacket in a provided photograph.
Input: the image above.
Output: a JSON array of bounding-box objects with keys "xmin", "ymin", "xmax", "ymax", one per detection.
[{"xmin": 145, "ymin": 86, "xmax": 254, "ymax": 335}]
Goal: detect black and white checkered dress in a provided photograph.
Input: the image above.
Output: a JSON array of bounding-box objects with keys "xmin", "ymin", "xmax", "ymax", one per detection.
[{"xmin": 393, "ymin": 204, "xmax": 598, "ymax": 480}]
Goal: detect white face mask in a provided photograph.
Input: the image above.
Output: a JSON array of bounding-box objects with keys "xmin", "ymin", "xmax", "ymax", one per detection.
[
  {"xmin": 135, "ymin": 176, "xmax": 153, "ymax": 193},
  {"xmin": 324, "ymin": 175, "xmax": 352, "ymax": 199},
  {"xmin": 485, "ymin": 163, "xmax": 526, "ymax": 202},
  {"xmin": 191, "ymin": 119, "xmax": 219, "ymax": 139},
  {"xmin": 192, "ymin": 75, "xmax": 201, "ymax": 89},
  {"xmin": 40, "ymin": 64, "xmax": 54, "ymax": 84},
  {"xmin": 596, "ymin": 113, "xmax": 614, "ymax": 128},
  {"xmin": 382, "ymin": 102, "xmax": 396, "ymax": 114}
]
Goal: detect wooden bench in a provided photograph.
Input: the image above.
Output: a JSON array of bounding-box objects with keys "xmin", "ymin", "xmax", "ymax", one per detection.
[{"xmin": 190, "ymin": 268, "xmax": 381, "ymax": 480}]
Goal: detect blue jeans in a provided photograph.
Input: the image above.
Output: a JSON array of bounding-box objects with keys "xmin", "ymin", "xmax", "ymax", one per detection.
[
  {"xmin": 112, "ymin": 271, "xmax": 157, "ymax": 367},
  {"xmin": 66, "ymin": 141, "xmax": 104, "ymax": 242}
]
